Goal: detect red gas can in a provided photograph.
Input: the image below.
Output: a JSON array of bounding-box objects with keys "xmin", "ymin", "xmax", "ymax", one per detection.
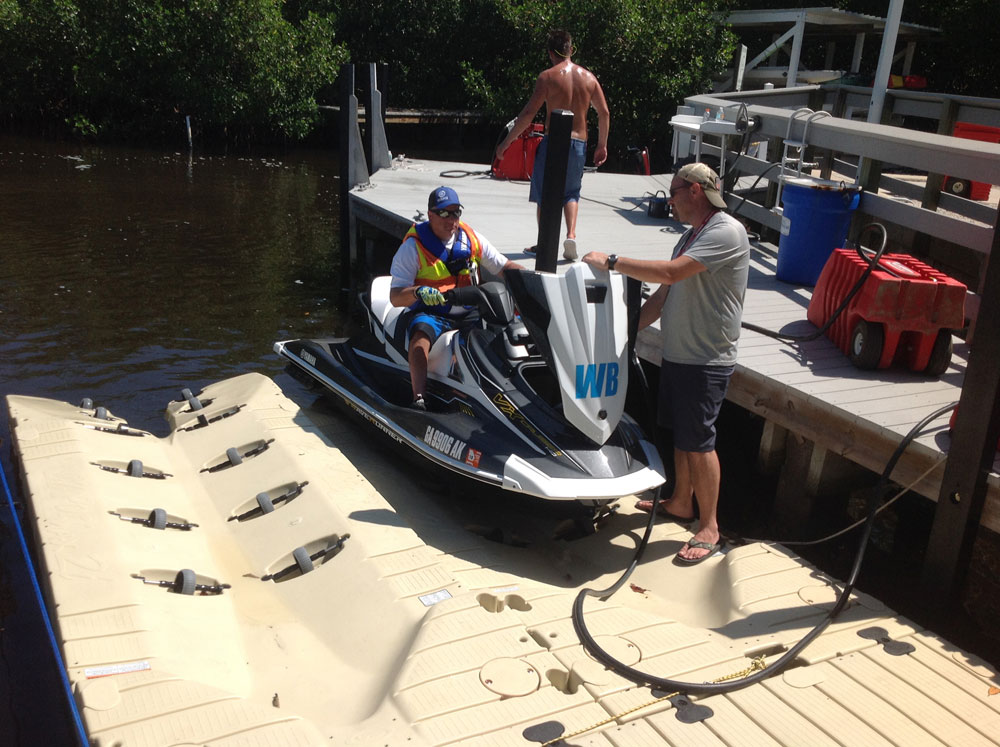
[{"xmin": 807, "ymin": 249, "xmax": 966, "ymax": 375}]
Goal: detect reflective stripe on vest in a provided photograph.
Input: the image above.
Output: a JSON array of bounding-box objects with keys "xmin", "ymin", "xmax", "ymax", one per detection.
[{"xmin": 406, "ymin": 221, "xmax": 483, "ymax": 292}]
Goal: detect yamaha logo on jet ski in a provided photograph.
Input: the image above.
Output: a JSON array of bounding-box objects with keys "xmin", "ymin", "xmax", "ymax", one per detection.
[{"xmin": 274, "ymin": 264, "xmax": 665, "ymax": 503}]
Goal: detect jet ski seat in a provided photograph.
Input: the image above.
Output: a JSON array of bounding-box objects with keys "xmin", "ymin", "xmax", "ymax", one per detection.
[
  {"xmin": 368, "ymin": 276, "xmax": 457, "ymax": 379},
  {"xmin": 369, "ymin": 276, "xmax": 402, "ymax": 336}
]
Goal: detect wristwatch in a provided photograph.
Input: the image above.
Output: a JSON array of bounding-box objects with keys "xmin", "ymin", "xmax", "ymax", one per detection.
[{"xmin": 607, "ymin": 254, "xmax": 619, "ymax": 271}]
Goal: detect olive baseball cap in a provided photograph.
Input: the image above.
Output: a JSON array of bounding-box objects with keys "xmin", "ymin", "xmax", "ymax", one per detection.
[{"xmin": 676, "ymin": 162, "xmax": 727, "ymax": 209}]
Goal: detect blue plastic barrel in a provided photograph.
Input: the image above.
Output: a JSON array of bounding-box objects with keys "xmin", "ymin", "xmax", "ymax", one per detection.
[{"xmin": 777, "ymin": 178, "xmax": 860, "ymax": 285}]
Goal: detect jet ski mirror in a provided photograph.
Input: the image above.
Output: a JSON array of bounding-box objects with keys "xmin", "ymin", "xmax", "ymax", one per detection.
[{"xmin": 445, "ymin": 282, "xmax": 515, "ymax": 326}]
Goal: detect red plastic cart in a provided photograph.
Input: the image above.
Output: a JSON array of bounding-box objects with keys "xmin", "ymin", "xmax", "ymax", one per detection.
[{"xmin": 807, "ymin": 248, "xmax": 966, "ymax": 376}]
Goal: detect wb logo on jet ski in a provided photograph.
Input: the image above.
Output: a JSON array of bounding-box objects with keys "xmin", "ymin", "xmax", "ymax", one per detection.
[{"xmin": 575, "ymin": 362, "xmax": 619, "ymax": 398}]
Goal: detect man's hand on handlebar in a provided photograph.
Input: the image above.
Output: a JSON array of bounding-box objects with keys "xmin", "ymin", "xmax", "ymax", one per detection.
[{"xmin": 416, "ymin": 286, "xmax": 446, "ymax": 306}]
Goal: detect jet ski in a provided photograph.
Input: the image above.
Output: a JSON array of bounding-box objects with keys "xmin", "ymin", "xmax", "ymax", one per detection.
[{"xmin": 274, "ymin": 264, "xmax": 665, "ymax": 503}]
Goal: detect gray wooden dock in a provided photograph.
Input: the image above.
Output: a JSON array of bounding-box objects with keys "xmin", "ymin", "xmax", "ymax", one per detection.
[{"xmin": 349, "ymin": 157, "xmax": 999, "ymax": 534}]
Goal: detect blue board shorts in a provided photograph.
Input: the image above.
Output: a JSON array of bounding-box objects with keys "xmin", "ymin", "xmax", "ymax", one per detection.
[
  {"xmin": 529, "ymin": 136, "xmax": 586, "ymax": 204},
  {"xmin": 407, "ymin": 312, "xmax": 459, "ymax": 347},
  {"xmin": 657, "ymin": 360, "xmax": 734, "ymax": 452}
]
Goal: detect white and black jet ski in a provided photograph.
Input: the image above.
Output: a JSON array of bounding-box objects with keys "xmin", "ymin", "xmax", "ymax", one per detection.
[{"xmin": 274, "ymin": 264, "xmax": 665, "ymax": 502}]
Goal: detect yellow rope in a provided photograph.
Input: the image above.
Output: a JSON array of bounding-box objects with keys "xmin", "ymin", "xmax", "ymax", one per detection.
[{"xmin": 539, "ymin": 656, "xmax": 767, "ymax": 747}]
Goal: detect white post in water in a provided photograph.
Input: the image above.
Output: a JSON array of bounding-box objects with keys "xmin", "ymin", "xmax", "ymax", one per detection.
[{"xmin": 186, "ymin": 115, "xmax": 192, "ymax": 149}]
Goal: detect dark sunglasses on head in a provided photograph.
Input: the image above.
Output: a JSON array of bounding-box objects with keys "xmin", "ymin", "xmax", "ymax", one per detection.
[{"xmin": 431, "ymin": 208, "xmax": 462, "ymax": 219}]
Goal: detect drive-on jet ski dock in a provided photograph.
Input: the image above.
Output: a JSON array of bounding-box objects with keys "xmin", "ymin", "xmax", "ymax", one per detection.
[
  {"xmin": 275, "ymin": 263, "xmax": 665, "ymax": 504},
  {"xmin": 6, "ymin": 371, "xmax": 1000, "ymax": 745}
]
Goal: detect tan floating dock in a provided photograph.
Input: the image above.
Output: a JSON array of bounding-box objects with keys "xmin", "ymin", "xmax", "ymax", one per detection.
[
  {"xmin": 7, "ymin": 373, "xmax": 1000, "ymax": 745},
  {"xmin": 349, "ymin": 157, "xmax": 1000, "ymax": 533}
]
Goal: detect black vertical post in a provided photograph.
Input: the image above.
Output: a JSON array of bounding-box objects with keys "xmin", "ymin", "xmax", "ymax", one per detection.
[
  {"xmin": 626, "ymin": 277, "xmax": 641, "ymax": 359},
  {"xmin": 922, "ymin": 211, "xmax": 1000, "ymax": 600},
  {"xmin": 534, "ymin": 110, "xmax": 574, "ymax": 274},
  {"xmin": 338, "ymin": 64, "xmax": 369, "ymax": 308}
]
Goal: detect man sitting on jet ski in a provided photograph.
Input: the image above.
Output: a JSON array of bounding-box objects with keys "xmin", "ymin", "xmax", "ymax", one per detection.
[{"xmin": 388, "ymin": 186, "xmax": 526, "ymax": 410}]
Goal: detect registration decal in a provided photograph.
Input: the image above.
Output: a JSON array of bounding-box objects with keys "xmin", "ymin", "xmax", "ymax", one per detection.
[
  {"xmin": 465, "ymin": 448, "xmax": 482, "ymax": 468},
  {"xmin": 424, "ymin": 425, "xmax": 467, "ymax": 460}
]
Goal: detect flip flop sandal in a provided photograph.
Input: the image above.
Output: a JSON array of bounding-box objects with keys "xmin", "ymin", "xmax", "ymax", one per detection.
[{"xmin": 673, "ymin": 538, "xmax": 725, "ymax": 566}]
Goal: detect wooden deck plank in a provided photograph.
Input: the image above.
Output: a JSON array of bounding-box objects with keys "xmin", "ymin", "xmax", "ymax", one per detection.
[{"xmin": 351, "ymin": 161, "xmax": 1000, "ymax": 534}]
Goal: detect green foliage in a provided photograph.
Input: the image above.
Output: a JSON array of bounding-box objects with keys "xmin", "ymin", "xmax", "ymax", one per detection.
[
  {"xmin": 323, "ymin": 0, "xmax": 735, "ymax": 163},
  {"xmin": 0, "ymin": 0, "xmax": 347, "ymax": 142}
]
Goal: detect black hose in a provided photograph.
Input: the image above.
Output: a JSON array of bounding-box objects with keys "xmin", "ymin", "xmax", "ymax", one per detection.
[
  {"xmin": 741, "ymin": 222, "xmax": 889, "ymax": 343},
  {"xmin": 440, "ymin": 169, "xmax": 491, "ymax": 178},
  {"xmin": 570, "ymin": 388, "xmax": 957, "ymax": 695}
]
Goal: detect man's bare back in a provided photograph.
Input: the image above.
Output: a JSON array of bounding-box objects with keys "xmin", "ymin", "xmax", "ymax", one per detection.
[
  {"xmin": 536, "ymin": 60, "xmax": 605, "ymax": 143},
  {"xmin": 495, "ymin": 45, "xmax": 609, "ymax": 167}
]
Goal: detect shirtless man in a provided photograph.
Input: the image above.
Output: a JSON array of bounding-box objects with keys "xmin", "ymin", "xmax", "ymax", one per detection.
[{"xmin": 495, "ymin": 29, "xmax": 609, "ymax": 260}]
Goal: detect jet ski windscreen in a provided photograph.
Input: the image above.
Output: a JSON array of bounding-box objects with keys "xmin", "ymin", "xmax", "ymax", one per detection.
[{"xmin": 507, "ymin": 265, "xmax": 629, "ymax": 445}]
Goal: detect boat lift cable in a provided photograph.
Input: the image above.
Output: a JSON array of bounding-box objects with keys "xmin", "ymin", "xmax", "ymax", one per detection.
[
  {"xmin": 741, "ymin": 222, "xmax": 889, "ymax": 343},
  {"xmin": 0, "ymin": 451, "xmax": 89, "ymax": 746},
  {"xmin": 571, "ymin": 327, "xmax": 958, "ymax": 694}
]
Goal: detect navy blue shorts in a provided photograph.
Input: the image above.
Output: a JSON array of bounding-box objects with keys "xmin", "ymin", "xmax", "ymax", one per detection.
[{"xmin": 657, "ymin": 360, "xmax": 734, "ymax": 452}]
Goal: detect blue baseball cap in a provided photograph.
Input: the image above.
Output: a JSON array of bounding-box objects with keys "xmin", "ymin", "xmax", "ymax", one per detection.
[{"xmin": 428, "ymin": 186, "xmax": 462, "ymax": 211}]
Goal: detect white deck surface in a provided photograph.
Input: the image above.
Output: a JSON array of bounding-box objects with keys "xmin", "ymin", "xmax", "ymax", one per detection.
[{"xmin": 350, "ymin": 158, "xmax": 999, "ymax": 532}]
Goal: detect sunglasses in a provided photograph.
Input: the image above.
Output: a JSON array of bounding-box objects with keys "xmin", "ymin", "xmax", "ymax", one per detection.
[
  {"xmin": 668, "ymin": 183, "xmax": 693, "ymax": 199},
  {"xmin": 431, "ymin": 208, "xmax": 462, "ymax": 219}
]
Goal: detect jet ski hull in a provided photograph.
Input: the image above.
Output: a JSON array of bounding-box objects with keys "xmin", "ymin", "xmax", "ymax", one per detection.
[{"xmin": 274, "ymin": 337, "xmax": 665, "ymax": 502}]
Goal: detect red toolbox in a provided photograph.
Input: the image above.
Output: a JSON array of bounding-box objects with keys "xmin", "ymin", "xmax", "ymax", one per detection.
[{"xmin": 807, "ymin": 248, "xmax": 966, "ymax": 375}]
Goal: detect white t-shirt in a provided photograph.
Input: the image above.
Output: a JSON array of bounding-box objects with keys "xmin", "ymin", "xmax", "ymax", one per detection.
[{"xmin": 389, "ymin": 226, "xmax": 509, "ymax": 288}]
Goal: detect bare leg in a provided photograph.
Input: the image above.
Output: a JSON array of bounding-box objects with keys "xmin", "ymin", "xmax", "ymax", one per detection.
[
  {"xmin": 563, "ymin": 199, "xmax": 580, "ymax": 239},
  {"xmin": 658, "ymin": 447, "xmax": 696, "ymax": 517},
  {"xmin": 677, "ymin": 449, "xmax": 722, "ymax": 561},
  {"xmin": 408, "ymin": 332, "xmax": 432, "ymax": 400}
]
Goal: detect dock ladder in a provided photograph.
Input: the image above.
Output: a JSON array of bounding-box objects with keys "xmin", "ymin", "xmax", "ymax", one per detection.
[{"xmin": 774, "ymin": 107, "xmax": 831, "ymax": 210}]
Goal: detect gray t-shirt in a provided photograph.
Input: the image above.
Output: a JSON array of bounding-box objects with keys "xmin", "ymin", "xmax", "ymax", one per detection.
[{"xmin": 660, "ymin": 211, "xmax": 750, "ymax": 366}]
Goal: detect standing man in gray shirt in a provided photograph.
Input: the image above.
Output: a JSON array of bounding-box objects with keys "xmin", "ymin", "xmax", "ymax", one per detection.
[{"xmin": 582, "ymin": 163, "xmax": 749, "ymax": 564}]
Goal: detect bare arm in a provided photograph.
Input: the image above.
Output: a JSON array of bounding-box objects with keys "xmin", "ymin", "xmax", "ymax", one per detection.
[
  {"xmin": 390, "ymin": 259, "xmax": 525, "ymax": 307},
  {"xmin": 581, "ymin": 251, "xmax": 706, "ymax": 286},
  {"xmin": 639, "ymin": 285, "xmax": 669, "ymax": 329},
  {"xmin": 591, "ymin": 79, "xmax": 610, "ymax": 167},
  {"xmin": 389, "ymin": 286, "xmax": 421, "ymax": 308},
  {"xmin": 495, "ymin": 77, "xmax": 547, "ymax": 158}
]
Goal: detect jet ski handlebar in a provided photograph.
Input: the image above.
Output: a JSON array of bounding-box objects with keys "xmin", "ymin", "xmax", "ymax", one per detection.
[{"xmin": 444, "ymin": 282, "xmax": 515, "ymax": 326}]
